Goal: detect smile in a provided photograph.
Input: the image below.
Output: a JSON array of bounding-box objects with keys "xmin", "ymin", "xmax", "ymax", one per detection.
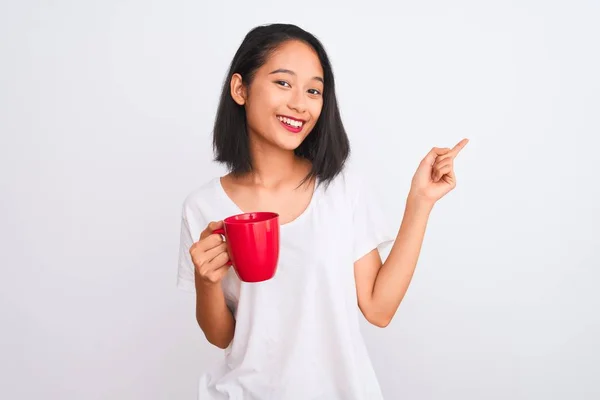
[{"xmin": 277, "ymin": 115, "xmax": 305, "ymax": 130}]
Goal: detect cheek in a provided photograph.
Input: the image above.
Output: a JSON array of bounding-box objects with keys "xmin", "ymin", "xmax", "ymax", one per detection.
[
  {"xmin": 309, "ymin": 101, "xmax": 323, "ymax": 124},
  {"xmin": 246, "ymin": 94, "xmax": 272, "ymax": 125},
  {"xmin": 247, "ymin": 88, "xmax": 283, "ymax": 119}
]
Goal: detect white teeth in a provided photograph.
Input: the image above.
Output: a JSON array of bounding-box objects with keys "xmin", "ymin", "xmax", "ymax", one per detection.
[{"xmin": 278, "ymin": 116, "xmax": 303, "ymax": 128}]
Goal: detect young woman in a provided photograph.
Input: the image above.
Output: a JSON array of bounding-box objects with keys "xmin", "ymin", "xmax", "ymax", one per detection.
[{"xmin": 177, "ymin": 23, "xmax": 468, "ymax": 400}]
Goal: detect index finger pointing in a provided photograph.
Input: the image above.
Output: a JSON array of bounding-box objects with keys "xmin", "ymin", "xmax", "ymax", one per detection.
[{"xmin": 450, "ymin": 138, "xmax": 469, "ymax": 156}]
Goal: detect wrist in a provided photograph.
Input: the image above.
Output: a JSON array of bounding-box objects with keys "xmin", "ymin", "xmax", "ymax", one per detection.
[
  {"xmin": 407, "ymin": 191, "xmax": 436, "ymax": 211},
  {"xmin": 194, "ymin": 273, "xmax": 224, "ymax": 292}
]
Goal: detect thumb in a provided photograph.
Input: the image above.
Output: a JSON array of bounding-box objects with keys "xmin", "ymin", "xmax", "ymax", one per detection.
[
  {"xmin": 200, "ymin": 220, "xmax": 223, "ymax": 240},
  {"xmin": 421, "ymin": 147, "xmax": 451, "ymax": 166}
]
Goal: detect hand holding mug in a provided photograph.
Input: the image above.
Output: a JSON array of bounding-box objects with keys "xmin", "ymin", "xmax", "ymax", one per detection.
[
  {"xmin": 215, "ymin": 212, "xmax": 280, "ymax": 283},
  {"xmin": 189, "ymin": 221, "xmax": 231, "ymax": 285}
]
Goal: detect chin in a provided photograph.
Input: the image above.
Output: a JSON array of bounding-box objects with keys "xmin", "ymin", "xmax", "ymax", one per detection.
[
  {"xmin": 281, "ymin": 135, "xmax": 309, "ymax": 151},
  {"xmin": 276, "ymin": 141, "xmax": 303, "ymax": 152},
  {"xmin": 262, "ymin": 123, "xmax": 312, "ymax": 151}
]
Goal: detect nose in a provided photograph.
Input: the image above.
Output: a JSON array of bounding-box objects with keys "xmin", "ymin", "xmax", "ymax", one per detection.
[{"xmin": 287, "ymin": 88, "xmax": 307, "ymax": 114}]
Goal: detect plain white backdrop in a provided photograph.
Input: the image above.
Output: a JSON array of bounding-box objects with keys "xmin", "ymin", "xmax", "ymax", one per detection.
[{"xmin": 1, "ymin": 0, "xmax": 599, "ymax": 399}]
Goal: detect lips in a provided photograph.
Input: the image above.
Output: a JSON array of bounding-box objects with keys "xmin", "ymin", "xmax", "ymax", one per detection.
[{"xmin": 277, "ymin": 115, "xmax": 305, "ymax": 133}]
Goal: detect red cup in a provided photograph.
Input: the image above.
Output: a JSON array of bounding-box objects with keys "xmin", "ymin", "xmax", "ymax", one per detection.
[{"xmin": 213, "ymin": 212, "xmax": 280, "ymax": 283}]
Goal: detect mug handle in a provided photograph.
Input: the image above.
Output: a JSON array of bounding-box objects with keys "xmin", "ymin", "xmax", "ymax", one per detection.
[{"xmin": 212, "ymin": 228, "xmax": 233, "ymax": 266}]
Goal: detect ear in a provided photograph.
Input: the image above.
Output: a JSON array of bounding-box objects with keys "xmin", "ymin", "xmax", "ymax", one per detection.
[{"xmin": 230, "ymin": 73, "xmax": 247, "ymax": 105}]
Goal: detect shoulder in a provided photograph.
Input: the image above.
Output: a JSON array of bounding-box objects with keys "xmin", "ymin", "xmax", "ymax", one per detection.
[
  {"xmin": 322, "ymin": 162, "xmax": 369, "ymax": 201},
  {"xmin": 180, "ymin": 177, "xmax": 221, "ymax": 222}
]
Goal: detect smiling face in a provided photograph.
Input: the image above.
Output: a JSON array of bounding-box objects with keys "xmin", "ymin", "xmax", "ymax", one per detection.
[{"xmin": 230, "ymin": 40, "xmax": 325, "ymax": 152}]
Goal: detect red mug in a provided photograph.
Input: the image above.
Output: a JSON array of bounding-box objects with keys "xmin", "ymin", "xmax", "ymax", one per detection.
[{"xmin": 213, "ymin": 212, "xmax": 280, "ymax": 283}]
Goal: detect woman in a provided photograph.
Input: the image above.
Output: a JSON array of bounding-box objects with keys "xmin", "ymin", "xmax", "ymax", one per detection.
[{"xmin": 177, "ymin": 23, "xmax": 468, "ymax": 399}]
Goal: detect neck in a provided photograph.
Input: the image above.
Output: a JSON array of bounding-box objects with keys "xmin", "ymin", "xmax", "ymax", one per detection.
[{"xmin": 242, "ymin": 135, "xmax": 311, "ymax": 189}]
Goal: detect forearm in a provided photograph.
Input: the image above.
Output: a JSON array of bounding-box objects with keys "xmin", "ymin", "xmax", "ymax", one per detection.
[
  {"xmin": 195, "ymin": 276, "xmax": 235, "ymax": 349},
  {"xmin": 371, "ymin": 194, "xmax": 434, "ymax": 321}
]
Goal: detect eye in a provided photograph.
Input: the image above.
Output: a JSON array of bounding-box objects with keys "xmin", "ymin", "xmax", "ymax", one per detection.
[
  {"xmin": 275, "ymin": 80, "xmax": 290, "ymax": 88},
  {"xmin": 308, "ymin": 89, "xmax": 322, "ymax": 96}
]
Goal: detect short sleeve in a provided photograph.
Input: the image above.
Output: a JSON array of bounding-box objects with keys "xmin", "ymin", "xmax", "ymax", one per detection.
[
  {"xmin": 351, "ymin": 174, "xmax": 396, "ymax": 262},
  {"xmin": 176, "ymin": 204, "xmax": 199, "ymax": 293}
]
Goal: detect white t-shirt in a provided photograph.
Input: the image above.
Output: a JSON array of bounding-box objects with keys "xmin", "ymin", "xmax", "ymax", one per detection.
[{"xmin": 177, "ymin": 167, "xmax": 395, "ymax": 400}]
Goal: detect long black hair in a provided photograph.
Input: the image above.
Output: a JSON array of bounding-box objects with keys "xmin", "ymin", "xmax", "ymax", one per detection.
[{"xmin": 212, "ymin": 23, "xmax": 350, "ymax": 186}]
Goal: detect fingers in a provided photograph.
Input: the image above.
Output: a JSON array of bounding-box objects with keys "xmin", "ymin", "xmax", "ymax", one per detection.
[
  {"xmin": 200, "ymin": 220, "xmax": 224, "ymax": 240},
  {"xmin": 198, "ymin": 251, "xmax": 231, "ymax": 283},
  {"xmin": 190, "ymin": 220, "xmax": 231, "ymax": 284},
  {"xmin": 190, "ymin": 221, "xmax": 227, "ymax": 268},
  {"xmin": 208, "ymin": 220, "xmax": 224, "ymax": 231},
  {"xmin": 434, "ymin": 152, "xmax": 454, "ymax": 165},
  {"xmin": 433, "ymin": 156, "xmax": 453, "ymax": 170},
  {"xmin": 426, "ymin": 138, "xmax": 469, "ymax": 169},
  {"xmin": 192, "ymin": 233, "xmax": 223, "ymax": 253},
  {"xmin": 432, "ymin": 160, "xmax": 453, "ymax": 182},
  {"xmin": 198, "ymin": 260, "xmax": 230, "ymax": 283},
  {"xmin": 189, "ymin": 239, "xmax": 224, "ymax": 266},
  {"xmin": 435, "ymin": 138, "xmax": 467, "ymax": 182},
  {"xmin": 422, "ymin": 147, "xmax": 451, "ymax": 166},
  {"xmin": 431, "ymin": 158, "xmax": 454, "ymax": 182},
  {"xmin": 205, "ymin": 251, "xmax": 230, "ymax": 271},
  {"xmin": 190, "ymin": 240, "xmax": 230, "ymax": 275},
  {"xmin": 449, "ymin": 138, "xmax": 469, "ymax": 157},
  {"xmin": 203, "ymin": 242, "xmax": 228, "ymax": 264}
]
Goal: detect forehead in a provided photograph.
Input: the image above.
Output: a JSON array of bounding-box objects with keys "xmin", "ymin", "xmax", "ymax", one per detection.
[{"xmin": 260, "ymin": 40, "xmax": 324, "ymax": 78}]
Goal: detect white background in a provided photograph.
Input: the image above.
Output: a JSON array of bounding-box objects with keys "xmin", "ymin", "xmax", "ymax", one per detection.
[{"xmin": 1, "ymin": 0, "xmax": 599, "ymax": 399}]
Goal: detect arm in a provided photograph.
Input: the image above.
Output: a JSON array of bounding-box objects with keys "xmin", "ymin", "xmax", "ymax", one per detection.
[
  {"xmin": 190, "ymin": 221, "xmax": 236, "ymax": 349},
  {"xmin": 195, "ymin": 278, "xmax": 236, "ymax": 349},
  {"xmin": 354, "ymin": 194, "xmax": 433, "ymax": 327},
  {"xmin": 355, "ymin": 139, "xmax": 469, "ymax": 327}
]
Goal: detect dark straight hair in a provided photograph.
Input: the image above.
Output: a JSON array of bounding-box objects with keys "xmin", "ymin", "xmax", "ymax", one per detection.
[{"xmin": 212, "ymin": 23, "xmax": 350, "ymax": 187}]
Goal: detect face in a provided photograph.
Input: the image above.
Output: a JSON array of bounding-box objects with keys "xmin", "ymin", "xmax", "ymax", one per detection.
[{"xmin": 230, "ymin": 40, "xmax": 325, "ymax": 152}]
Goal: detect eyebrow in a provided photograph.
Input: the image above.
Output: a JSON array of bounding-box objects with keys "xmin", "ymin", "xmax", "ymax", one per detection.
[{"xmin": 269, "ymin": 68, "xmax": 324, "ymax": 84}]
